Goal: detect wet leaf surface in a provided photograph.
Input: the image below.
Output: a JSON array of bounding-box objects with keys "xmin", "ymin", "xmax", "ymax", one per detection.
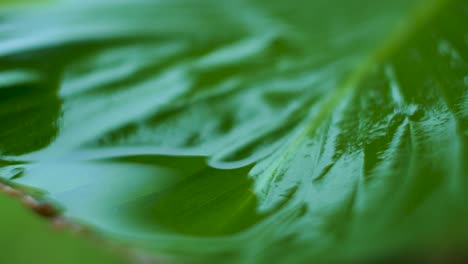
[{"xmin": 0, "ymin": 0, "xmax": 467, "ymax": 263}]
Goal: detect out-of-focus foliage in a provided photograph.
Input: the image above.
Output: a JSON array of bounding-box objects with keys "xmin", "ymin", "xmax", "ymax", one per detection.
[
  {"xmin": 0, "ymin": 193, "xmax": 124, "ymax": 264},
  {"xmin": 0, "ymin": 0, "xmax": 467, "ymax": 263}
]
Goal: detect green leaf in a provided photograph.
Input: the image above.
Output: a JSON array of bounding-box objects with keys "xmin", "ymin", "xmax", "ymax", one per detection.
[{"xmin": 0, "ymin": 0, "xmax": 467, "ymax": 262}]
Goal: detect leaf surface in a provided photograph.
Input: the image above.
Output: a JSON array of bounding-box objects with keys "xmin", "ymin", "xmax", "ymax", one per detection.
[{"xmin": 0, "ymin": 0, "xmax": 467, "ymax": 262}]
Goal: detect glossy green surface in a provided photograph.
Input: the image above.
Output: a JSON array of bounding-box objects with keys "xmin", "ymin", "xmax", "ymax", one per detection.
[{"xmin": 0, "ymin": 0, "xmax": 467, "ymax": 263}]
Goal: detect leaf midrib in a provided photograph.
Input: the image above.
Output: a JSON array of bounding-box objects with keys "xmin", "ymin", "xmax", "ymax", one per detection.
[{"xmin": 254, "ymin": 0, "xmax": 450, "ymax": 191}]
